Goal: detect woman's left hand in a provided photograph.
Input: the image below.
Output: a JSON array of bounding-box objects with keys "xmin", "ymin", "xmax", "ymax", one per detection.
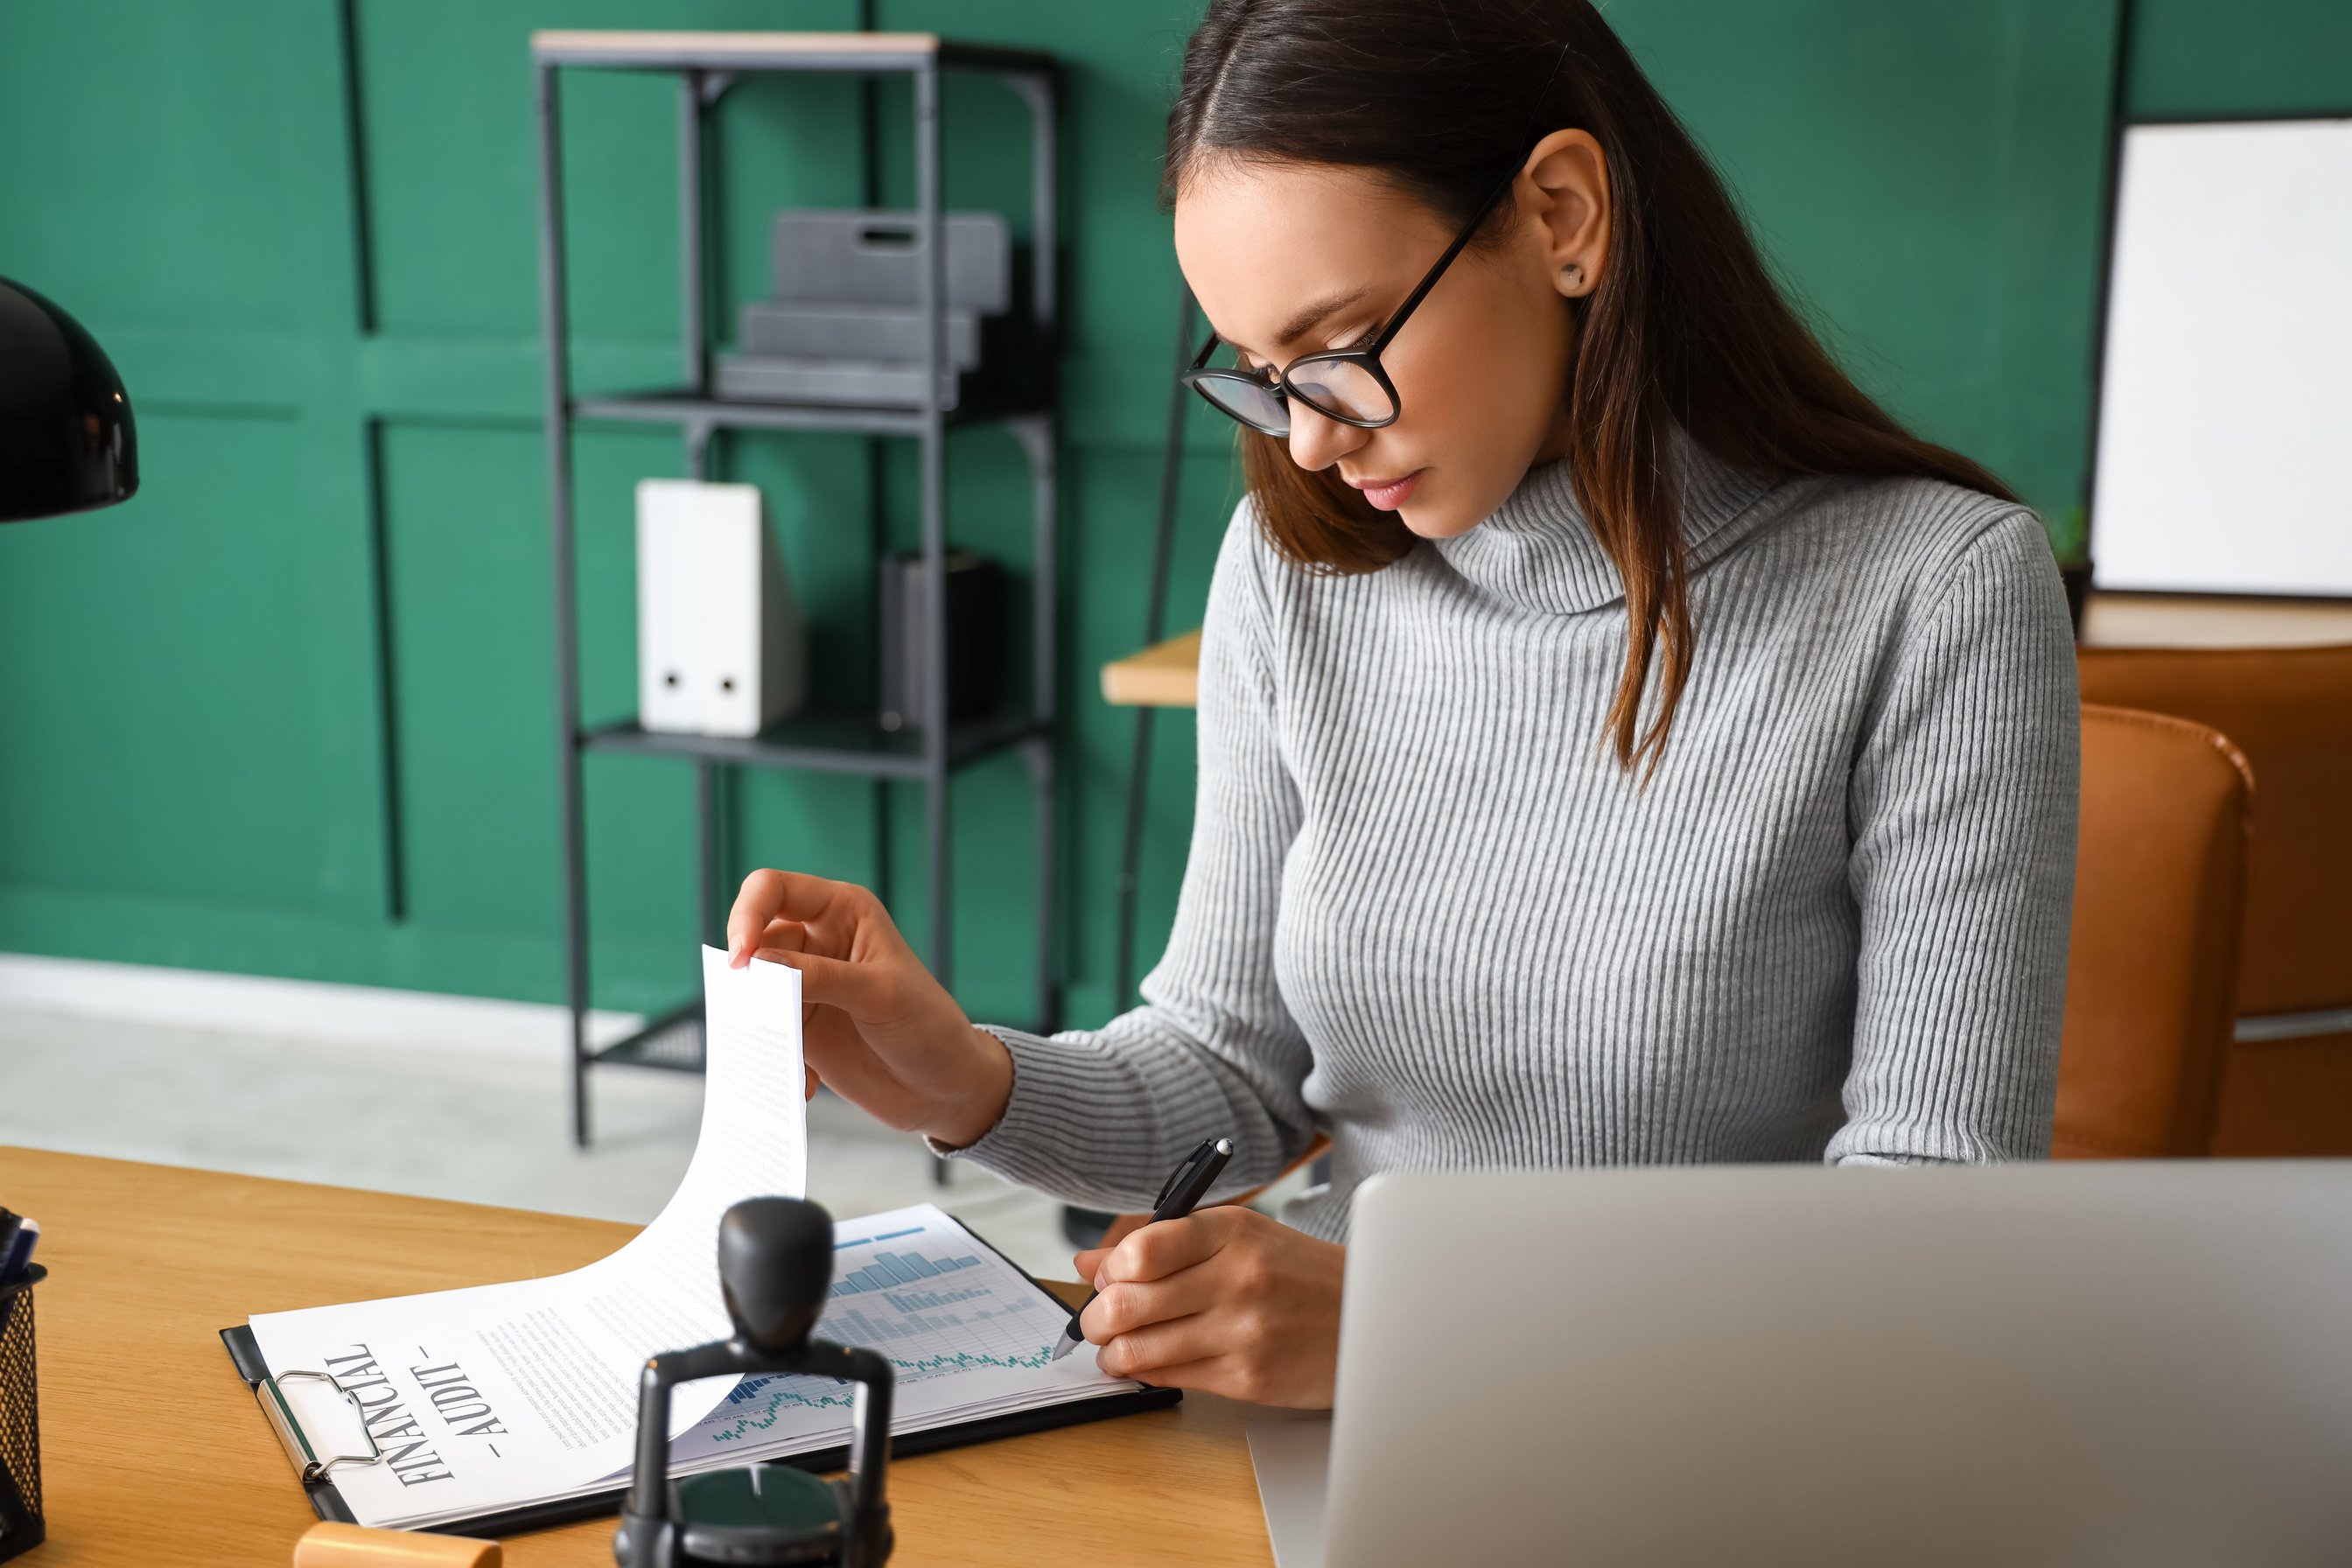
[{"xmin": 1070, "ymin": 1207, "xmax": 1346, "ymax": 1409}]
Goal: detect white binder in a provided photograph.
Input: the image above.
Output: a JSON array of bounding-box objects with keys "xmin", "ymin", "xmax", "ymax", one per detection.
[{"xmin": 634, "ymin": 480, "xmax": 805, "ymax": 738}]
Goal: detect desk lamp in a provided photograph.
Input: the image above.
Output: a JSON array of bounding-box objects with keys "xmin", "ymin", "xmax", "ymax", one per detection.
[
  {"xmin": 1, "ymin": 277, "xmax": 137, "ymax": 523},
  {"xmin": 616, "ymin": 1197, "xmax": 895, "ymax": 1568},
  {"xmin": 0, "ymin": 276, "xmax": 133, "ymax": 1565}
]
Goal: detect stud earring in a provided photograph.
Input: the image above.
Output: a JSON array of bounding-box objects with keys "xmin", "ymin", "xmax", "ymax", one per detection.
[{"xmin": 1559, "ymin": 262, "xmax": 1584, "ymax": 290}]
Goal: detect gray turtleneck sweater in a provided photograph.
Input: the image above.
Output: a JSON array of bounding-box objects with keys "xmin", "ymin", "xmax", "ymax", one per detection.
[{"xmin": 950, "ymin": 440, "xmax": 2081, "ymax": 1241}]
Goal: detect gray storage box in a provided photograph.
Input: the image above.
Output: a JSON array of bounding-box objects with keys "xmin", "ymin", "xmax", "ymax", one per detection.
[
  {"xmin": 739, "ymin": 303, "xmax": 983, "ymax": 368},
  {"xmin": 772, "ymin": 210, "xmax": 1010, "ymax": 314},
  {"xmin": 714, "ymin": 354, "xmax": 962, "ymax": 410}
]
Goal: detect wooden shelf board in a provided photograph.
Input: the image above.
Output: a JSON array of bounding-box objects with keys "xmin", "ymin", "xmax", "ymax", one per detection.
[{"xmin": 533, "ymin": 31, "xmax": 942, "ymax": 59}]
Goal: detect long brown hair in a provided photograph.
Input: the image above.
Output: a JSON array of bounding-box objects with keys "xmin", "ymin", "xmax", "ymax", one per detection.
[{"xmin": 1165, "ymin": 0, "xmax": 2020, "ymax": 774}]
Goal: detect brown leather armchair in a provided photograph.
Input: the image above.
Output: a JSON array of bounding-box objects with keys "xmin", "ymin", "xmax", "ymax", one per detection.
[
  {"xmin": 2054, "ymin": 705, "xmax": 2253, "ymax": 1158},
  {"xmin": 2077, "ymin": 645, "xmax": 2352, "ymax": 1154}
]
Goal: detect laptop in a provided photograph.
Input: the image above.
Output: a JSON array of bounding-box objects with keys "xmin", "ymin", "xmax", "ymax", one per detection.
[{"xmin": 1284, "ymin": 1162, "xmax": 2352, "ymax": 1567}]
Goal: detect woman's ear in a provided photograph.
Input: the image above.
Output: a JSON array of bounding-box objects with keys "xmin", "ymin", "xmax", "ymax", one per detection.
[{"xmin": 1522, "ymin": 129, "xmax": 1611, "ymax": 298}]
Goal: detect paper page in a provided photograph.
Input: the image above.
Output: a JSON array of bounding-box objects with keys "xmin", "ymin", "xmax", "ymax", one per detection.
[{"xmin": 248, "ymin": 948, "xmax": 804, "ymax": 1528}]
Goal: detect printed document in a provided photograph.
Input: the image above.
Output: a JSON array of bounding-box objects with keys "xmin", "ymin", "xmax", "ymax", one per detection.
[{"xmin": 243, "ymin": 946, "xmax": 1137, "ymax": 1530}]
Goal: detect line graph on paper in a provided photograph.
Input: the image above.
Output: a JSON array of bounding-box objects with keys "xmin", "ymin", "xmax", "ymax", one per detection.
[{"xmin": 690, "ymin": 1216, "xmax": 1060, "ymax": 1446}]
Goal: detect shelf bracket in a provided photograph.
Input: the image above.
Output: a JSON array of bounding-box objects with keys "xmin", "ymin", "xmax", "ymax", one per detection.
[
  {"xmin": 1004, "ymin": 74, "xmax": 1052, "ymax": 117},
  {"xmin": 1018, "ymin": 732, "xmax": 1053, "ymax": 788},
  {"xmin": 1004, "ymin": 411, "xmax": 1053, "ymax": 471}
]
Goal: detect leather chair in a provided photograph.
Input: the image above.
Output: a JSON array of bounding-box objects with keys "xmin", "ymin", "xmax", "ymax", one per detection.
[
  {"xmin": 2054, "ymin": 704, "xmax": 2253, "ymax": 1158},
  {"xmin": 2077, "ymin": 645, "xmax": 2352, "ymax": 1154}
]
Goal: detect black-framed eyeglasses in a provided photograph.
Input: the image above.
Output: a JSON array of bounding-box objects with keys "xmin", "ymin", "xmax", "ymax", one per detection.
[
  {"xmin": 1180, "ymin": 40, "xmax": 1573, "ymax": 440},
  {"xmin": 1178, "ymin": 156, "xmax": 1522, "ymax": 439}
]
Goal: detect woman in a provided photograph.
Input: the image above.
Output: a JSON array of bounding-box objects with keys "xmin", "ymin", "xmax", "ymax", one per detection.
[{"xmin": 726, "ymin": 0, "xmax": 2079, "ymax": 1409}]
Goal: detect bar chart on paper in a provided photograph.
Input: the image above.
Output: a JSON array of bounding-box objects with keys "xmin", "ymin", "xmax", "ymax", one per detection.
[
  {"xmin": 678, "ymin": 1203, "xmax": 1077, "ymax": 1450},
  {"xmin": 822, "ymin": 1222, "xmax": 1054, "ymax": 1375},
  {"xmin": 830, "ymin": 1231, "xmax": 987, "ymax": 1302}
]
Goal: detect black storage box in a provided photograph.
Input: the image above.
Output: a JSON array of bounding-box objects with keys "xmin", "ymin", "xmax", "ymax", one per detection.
[{"xmin": 878, "ymin": 552, "xmax": 1004, "ymax": 733}]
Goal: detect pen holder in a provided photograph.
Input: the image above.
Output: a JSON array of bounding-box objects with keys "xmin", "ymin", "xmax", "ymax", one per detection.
[{"xmin": 0, "ymin": 1264, "xmax": 44, "ymax": 1564}]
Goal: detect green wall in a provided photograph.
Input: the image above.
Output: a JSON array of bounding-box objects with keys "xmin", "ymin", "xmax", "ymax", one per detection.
[
  {"xmin": 3, "ymin": 0, "xmax": 2314, "ymax": 1027},
  {"xmin": 2127, "ymin": 0, "xmax": 2352, "ymax": 118}
]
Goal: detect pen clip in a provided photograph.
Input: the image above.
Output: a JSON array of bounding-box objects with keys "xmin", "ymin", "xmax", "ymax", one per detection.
[{"xmin": 1156, "ymin": 1138, "xmax": 1217, "ymax": 1209}]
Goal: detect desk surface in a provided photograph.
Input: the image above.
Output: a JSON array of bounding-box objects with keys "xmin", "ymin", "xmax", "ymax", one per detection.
[
  {"xmin": 1097, "ymin": 596, "xmax": 2352, "ymax": 715},
  {"xmin": 2080, "ymin": 591, "xmax": 2352, "ymax": 648},
  {"xmin": 0, "ymin": 1145, "xmax": 1273, "ymax": 1567},
  {"xmin": 1100, "ymin": 629, "xmax": 1202, "ymax": 710}
]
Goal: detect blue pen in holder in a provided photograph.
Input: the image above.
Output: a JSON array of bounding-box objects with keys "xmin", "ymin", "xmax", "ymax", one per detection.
[{"xmin": 0, "ymin": 1264, "xmax": 44, "ymax": 1563}]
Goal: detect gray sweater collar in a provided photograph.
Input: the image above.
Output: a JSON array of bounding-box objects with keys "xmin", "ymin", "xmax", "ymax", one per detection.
[{"xmin": 1432, "ymin": 427, "xmax": 1779, "ymax": 615}]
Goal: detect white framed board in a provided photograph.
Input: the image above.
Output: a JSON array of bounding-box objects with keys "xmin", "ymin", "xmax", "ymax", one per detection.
[{"xmin": 2093, "ymin": 117, "xmax": 2352, "ymax": 598}]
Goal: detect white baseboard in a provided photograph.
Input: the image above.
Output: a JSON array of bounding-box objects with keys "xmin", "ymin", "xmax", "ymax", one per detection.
[{"xmin": 0, "ymin": 953, "xmax": 645, "ymax": 1060}]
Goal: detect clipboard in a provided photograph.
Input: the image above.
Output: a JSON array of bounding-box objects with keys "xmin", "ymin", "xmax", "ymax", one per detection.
[{"xmin": 219, "ymin": 1220, "xmax": 1182, "ymax": 1536}]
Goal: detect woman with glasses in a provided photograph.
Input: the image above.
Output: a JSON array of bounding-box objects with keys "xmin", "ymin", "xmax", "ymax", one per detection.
[{"xmin": 727, "ymin": 0, "xmax": 2078, "ymax": 1408}]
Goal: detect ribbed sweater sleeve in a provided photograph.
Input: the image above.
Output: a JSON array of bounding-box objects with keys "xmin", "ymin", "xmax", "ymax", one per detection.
[
  {"xmin": 1827, "ymin": 508, "xmax": 2079, "ymax": 1165},
  {"xmin": 941, "ymin": 508, "xmax": 1319, "ymax": 1209}
]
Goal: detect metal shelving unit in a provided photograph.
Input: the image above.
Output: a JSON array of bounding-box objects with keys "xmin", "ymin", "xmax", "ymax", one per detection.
[{"xmin": 531, "ymin": 30, "xmax": 1060, "ymax": 1144}]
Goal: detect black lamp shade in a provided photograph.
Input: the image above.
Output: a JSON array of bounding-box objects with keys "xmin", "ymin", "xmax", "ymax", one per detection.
[{"xmin": 0, "ymin": 276, "xmax": 138, "ymax": 523}]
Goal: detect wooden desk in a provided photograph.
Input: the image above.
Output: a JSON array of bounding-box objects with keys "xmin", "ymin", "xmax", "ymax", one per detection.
[
  {"xmin": 1096, "ymin": 594, "xmax": 2352, "ymax": 710},
  {"xmin": 2080, "ymin": 590, "xmax": 2352, "ymax": 649},
  {"xmin": 0, "ymin": 1146, "xmax": 1273, "ymax": 1567},
  {"xmin": 1100, "ymin": 630, "xmax": 1202, "ymax": 709}
]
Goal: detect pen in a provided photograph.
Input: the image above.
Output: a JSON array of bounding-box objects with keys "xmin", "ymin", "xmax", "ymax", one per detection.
[
  {"xmin": 1050, "ymin": 1136, "xmax": 1234, "ymax": 1363},
  {"xmin": 0, "ymin": 1217, "xmax": 35, "ymax": 1286}
]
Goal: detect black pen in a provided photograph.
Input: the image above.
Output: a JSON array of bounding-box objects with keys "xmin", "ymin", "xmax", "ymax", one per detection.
[{"xmin": 1050, "ymin": 1137, "xmax": 1235, "ymax": 1362}]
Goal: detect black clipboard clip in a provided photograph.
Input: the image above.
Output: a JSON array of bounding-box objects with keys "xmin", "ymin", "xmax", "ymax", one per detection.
[{"xmin": 256, "ymin": 1368, "xmax": 384, "ymax": 1485}]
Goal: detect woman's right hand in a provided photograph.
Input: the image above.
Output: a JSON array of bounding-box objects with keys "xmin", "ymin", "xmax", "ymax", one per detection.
[{"xmin": 725, "ymin": 868, "xmax": 1014, "ymax": 1149}]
